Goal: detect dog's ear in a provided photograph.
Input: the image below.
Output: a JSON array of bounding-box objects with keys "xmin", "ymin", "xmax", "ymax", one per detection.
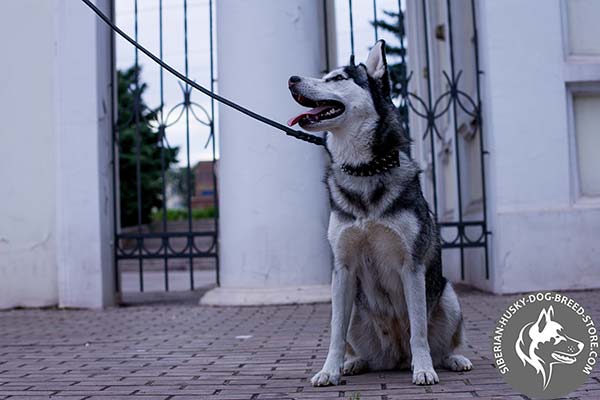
[
  {"xmin": 535, "ymin": 307, "xmax": 551, "ymax": 333},
  {"xmin": 365, "ymin": 40, "xmax": 391, "ymax": 96},
  {"xmin": 366, "ymin": 40, "xmax": 387, "ymax": 78}
]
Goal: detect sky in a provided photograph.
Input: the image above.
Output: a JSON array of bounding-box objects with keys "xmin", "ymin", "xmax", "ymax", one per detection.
[{"xmin": 115, "ymin": 0, "xmax": 404, "ymax": 167}]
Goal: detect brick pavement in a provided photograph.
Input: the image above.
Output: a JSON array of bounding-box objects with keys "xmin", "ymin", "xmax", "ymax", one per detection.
[{"xmin": 1, "ymin": 288, "xmax": 599, "ymax": 400}]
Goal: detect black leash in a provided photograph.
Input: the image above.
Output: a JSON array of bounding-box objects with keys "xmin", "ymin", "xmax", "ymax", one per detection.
[{"xmin": 80, "ymin": 0, "xmax": 325, "ymax": 147}]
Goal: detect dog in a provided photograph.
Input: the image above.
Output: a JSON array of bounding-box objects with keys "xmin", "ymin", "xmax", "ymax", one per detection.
[
  {"xmin": 515, "ymin": 306, "xmax": 583, "ymax": 389},
  {"xmin": 287, "ymin": 40, "xmax": 472, "ymax": 386}
]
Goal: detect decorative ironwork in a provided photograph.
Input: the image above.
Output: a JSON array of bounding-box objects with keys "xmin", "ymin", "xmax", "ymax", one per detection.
[
  {"xmin": 98, "ymin": 0, "xmax": 490, "ymax": 296},
  {"xmin": 111, "ymin": 0, "xmax": 219, "ymax": 294},
  {"xmin": 365, "ymin": 0, "xmax": 490, "ymax": 279}
]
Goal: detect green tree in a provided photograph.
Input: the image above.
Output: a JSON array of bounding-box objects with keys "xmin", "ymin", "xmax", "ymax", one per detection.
[{"xmin": 117, "ymin": 66, "xmax": 179, "ymax": 227}]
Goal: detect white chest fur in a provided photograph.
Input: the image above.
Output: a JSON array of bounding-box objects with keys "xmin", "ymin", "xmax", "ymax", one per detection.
[
  {"xmin": 328, "ymin": 212, "xmax": 420, "ymax": 268},
  {"xmin": 328, "ymin": 213, "xmax": 421, "ymax": 317}
]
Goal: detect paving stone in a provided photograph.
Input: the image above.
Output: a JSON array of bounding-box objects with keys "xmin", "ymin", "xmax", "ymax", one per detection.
[{"xmin": 0, "ymin": 288, "xmax": 598, "ymax": 399}]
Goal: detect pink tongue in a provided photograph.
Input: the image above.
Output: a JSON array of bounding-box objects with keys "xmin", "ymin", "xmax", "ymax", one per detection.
[{"xmin": 287, "ymin": 105, "xmax": 332, "ymax": 126}]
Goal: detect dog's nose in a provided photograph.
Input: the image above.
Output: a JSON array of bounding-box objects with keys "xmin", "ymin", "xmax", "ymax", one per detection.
[{"xmin": 289, "ymin": 75, "xmax": 302, "ymax": 86}]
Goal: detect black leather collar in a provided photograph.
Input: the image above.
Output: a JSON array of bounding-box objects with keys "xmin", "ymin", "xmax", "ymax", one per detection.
[{"xmin": 340, "ymin": 149, "xmax": 400, "ymax": 177}]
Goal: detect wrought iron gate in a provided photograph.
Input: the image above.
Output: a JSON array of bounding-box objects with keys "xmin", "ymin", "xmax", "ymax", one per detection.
[
  {"xmin": 109, "ymin": 0, "xmax": 489, "ymax": 297},
  {"xmin": 341, "ymin": 0, "xmax": 490, "ymax": 279},
  {"xmin": 112, "ymin": 0, "xmax": 218, "ymax": 296}
]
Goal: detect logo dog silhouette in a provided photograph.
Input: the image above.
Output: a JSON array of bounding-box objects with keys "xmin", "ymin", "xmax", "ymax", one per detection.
[{"xmin": 515, "ymin": 306, "xmax": 584, "ymax": 389}]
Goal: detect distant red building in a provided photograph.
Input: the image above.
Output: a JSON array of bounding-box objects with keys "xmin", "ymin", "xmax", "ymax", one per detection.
[{"xmin": 191, "ymin": 161, "xmax": 216, "ymax": 209}]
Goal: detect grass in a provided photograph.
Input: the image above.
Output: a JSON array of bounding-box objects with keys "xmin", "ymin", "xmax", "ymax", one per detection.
[{"xmin": 150, "ymin": 206, "xmax": 216, "ymax": 222}]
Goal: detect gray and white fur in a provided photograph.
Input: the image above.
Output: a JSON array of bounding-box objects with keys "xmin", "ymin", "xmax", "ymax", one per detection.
[{"xmin": 287, "ymin": 40, "xmax": 472, "ymax": 387}]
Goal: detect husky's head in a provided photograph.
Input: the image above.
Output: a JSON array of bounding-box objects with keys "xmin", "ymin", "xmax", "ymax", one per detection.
[
  {"xmin": 515, "ymin": 306, "xmax": 584, "ymax": 390},
  {"xmin": 288, "ymin": 40, "xmax": 409, "ymax": 165}
]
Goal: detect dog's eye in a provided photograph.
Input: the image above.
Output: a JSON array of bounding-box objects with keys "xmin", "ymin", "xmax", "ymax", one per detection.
[
  {"xmin": 327, "ymin": 75, "xmax": 346, "ymax": 82},
  {"xmin": 553, "ymin": 336, "xmax": 564, "ymax": 344}
]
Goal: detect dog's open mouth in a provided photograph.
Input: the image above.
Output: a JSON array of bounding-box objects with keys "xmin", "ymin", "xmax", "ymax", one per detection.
[
  {"xmin": 552, "ymin": 351, "xmax": 577, "ymax": 364},
  {"xmin": 287, "ymin": 93, "xmax": 344, "ymax": 127}
]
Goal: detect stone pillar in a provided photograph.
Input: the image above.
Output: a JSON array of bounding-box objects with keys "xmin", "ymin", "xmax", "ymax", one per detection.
[
  {"xmin": 201, "ymin": 0, "xmax": 333, "ymax": 305},
  {"xmin": 0, "ymin": 0, "xmax": 115, "ymax": 309},
  {"xmin": 55, "ymin": 0, "xmax": 115, "ymax": 308}
]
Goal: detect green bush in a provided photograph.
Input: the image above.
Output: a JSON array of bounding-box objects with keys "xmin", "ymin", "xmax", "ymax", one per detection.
[{"xmin": 151, "ymin": 206, "xmax": 216, "ymax": 222}]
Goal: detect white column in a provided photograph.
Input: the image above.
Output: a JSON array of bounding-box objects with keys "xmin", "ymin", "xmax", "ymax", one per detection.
[
  {"xmin": 202, "ymin": 0, "xmax": 333, "ymax": 305},
  {"xmin": 55, "ymin": 0, "xmax": 115, "ymax": 308}
]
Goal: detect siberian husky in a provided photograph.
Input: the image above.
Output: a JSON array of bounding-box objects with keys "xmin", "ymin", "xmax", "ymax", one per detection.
[{"xmin": 287, "ymin": 40, "xmax": 472, "ymax": 386}]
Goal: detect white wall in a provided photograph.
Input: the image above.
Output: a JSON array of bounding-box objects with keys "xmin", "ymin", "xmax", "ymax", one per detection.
[
  {"xmin": 0, "ymin": 0, "xmax": 115, "ymax": 309},
  {"xmin": 478, "ymin": 0, "xmax": 600, "ymax": 293},
  {"xmin": 203, "ymin": 0, "xmax": 333, "ymax": 305},
  {"xmin": 0, "ymin": 1, "xmax": 59, "ymax": 308}
]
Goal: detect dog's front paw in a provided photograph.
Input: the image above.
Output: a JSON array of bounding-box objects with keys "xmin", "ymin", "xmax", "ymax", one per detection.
[
  {"xmin": 343, "ymin": 358, "xmax": 367, "ymax": 376},
  {"xmin": 412, "ymin": 368, "xmax": 439, "ymax": 385},
  {"xmin": 311, "ymin": 369, "xmax": 341, "ymax": 386},
  {"xmin": 445, "ymin": 354, "xmax": 472, "ymax": 372}
]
